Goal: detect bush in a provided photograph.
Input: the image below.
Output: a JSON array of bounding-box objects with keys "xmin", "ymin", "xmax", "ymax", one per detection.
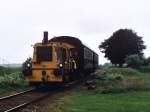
[
  {"xmin": 22, "ymin": 57, "xmax": 32, "ymax": 70},
  {"xmin": 107, "ymin": 73, "xmax": 123, "ymax": 81},
  {"xmin": 96, "ymin": 67, "xmax": 150, "ymax": 94},
  {"xmin": 0, "ymin": 72, "xmax": 27, "ymax": 87},
  {"xmin": 105, "ymin": 67, "xmax": 140, "ymax": 76},
  {"xmin": 100, "ymin": 77, "xmax": 148, "ymax": 94},
  {"xmin": 125, "ymin": 54, "xmax": 143, "ymax": 68}
]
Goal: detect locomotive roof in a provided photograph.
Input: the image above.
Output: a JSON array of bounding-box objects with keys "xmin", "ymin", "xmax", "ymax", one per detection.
[
  {"xmin": 49, "ymin": 36, "xmax": 83, "ymax": 48},
  {"xmin": 49, "ymin": 36, "xmax": 99, "ymax": 55}
]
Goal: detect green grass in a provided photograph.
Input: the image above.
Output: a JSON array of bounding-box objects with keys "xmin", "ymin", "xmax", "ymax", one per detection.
[{"xmin": 63, "ymin": 89, "xmax": 150, "ymax": 112}]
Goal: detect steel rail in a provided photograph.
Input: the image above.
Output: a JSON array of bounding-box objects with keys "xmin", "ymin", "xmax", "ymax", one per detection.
[
  {"xmin": 3, "ymin": 93, "xmax": 50, "ymax": 112},
  {"xmin": 0, "ymin": 88, "xmax": 35, "ymax": 101}
]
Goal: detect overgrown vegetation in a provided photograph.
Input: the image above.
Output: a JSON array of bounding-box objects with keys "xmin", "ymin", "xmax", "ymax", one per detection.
[
  {"xmin": 94, "ymin": 67, "xmax": 150, "ymax": 93},
  {"xmin": 0, "ymin": 72, "xmax": 27, "ymax": 87},
  {"xmin": 84, "ymin": 64, "xmax": 150, "ymax": 94},
  {"xmin": 0, "ymin": 67, "xmax": 28, "ymax": 96}
]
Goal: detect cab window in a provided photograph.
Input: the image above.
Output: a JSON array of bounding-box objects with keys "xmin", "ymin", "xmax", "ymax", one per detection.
[
  {"xmin": 36, "ymin": 46, "xmax": 52, "ymax": 62},
  {"xmin": 56, "ymin": 47, "xmax": 66, "ymax": 64}
]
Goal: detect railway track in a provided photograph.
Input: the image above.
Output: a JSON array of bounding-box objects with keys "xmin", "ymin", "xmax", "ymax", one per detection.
[
  {"xmin": 0, "ymin": 74, "xmax": 92, "ymax": 112},
  {"xmin": 0, "ymin": 88, "xmax": 50, "ymax": 112}
]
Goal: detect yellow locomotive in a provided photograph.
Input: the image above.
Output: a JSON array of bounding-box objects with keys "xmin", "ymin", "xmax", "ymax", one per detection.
[{"xmin": 22, "ymin": 32, "xmax": 98, "ymax": 86}]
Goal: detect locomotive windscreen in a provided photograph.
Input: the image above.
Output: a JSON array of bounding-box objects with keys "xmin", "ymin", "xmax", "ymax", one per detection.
[{"xmin": 36, "ymin": 46, "xmax": 52, "ymax": 62}]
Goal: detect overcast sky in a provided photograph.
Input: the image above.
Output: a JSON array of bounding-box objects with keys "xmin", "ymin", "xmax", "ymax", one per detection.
[{"xmin": 0, "ymin": 0, "xmax": 149, "ymax": 64}]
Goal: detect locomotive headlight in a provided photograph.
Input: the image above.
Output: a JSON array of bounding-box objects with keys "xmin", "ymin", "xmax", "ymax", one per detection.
[
  {"xmin": 59, "ymin": 63, "xmax": 63, "ymax": 68},
  {"xmin": 27, "ymin": 63, "xmax": 31, "ymax": 67}
]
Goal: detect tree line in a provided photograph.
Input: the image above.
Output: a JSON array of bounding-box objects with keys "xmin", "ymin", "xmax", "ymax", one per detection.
[{"xmin": 99, "ymin": 29, "xmax": 150, "ymax": 68}]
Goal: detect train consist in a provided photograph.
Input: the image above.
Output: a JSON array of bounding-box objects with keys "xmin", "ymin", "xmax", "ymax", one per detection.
[{"xmin": 22, "ymin": 32, "xmax": 98, "ymax": 86}]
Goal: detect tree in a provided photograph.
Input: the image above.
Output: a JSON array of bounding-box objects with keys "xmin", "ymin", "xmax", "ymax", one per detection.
[{"xmin": 99, "ymin": 29, "xmax": 146, "ymax": 67}]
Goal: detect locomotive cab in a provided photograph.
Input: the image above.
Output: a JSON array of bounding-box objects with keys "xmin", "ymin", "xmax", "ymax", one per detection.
[{"xmin": 24, "ymin": 32, "xmax": 75, "ymax": 86}]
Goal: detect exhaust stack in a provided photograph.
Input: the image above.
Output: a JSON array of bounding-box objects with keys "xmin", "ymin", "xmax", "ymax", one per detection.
[{"xmin": 43, "ymin": 31, "xmax": 48, "ymax": 44}]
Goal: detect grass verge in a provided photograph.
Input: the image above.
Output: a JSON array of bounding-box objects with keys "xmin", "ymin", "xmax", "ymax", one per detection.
[{"xmin": 62, "ymin": 88, "xmax": 150, "ymax": 112}]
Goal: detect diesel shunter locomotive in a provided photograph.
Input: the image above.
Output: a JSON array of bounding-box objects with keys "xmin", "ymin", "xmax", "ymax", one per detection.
[{"xmin": 22, "ymin": 32, "xmax": 98, "ymax": 86}]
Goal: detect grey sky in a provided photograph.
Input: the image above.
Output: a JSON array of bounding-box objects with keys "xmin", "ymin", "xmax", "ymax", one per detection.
[{"xmin": 0, "ymin": 0, "xmax": 149, "ymax": 64}]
